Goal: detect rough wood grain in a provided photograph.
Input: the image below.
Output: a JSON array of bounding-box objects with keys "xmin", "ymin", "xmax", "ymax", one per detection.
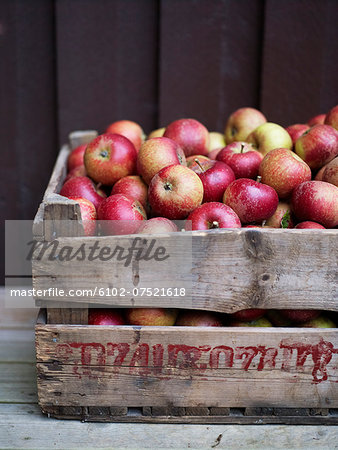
[
  {"xmin": 32, "ymin": 228, "xmax": 338, "ymax": 313},
  {"xmin": 36, "ymin": 324, "xmax": 338, "ymax": 409}
]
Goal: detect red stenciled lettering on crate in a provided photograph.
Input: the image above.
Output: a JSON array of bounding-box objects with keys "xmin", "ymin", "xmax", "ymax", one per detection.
[
  {"xmin": 168, "ymin": 344, "xmax": 211, "ymax": 370},
  {"xmin": 69, "ymin": 342, "xmax": 106, "ymax": 365},
  {"xmin": 235, "ymin": 346, "xmax": 260, "ymax": 370},
  {"xmin": 279, "ymin": 338, "xmax": 338, "ymax": 384},
  {"xmin": 257, "ymin": 347, "xmax": 278, "ymax": 371},
  {"xmin": 107, "ymin": 343, "xmax": 130, "ymax": 365},
  {"xmin": 209, "ymin": 346, "xmax": 234, "ymax": 368},
  {"xmin": 152, "ymin": 344, "xmax": 164, "ymax": 374},
  {"xmin": 55, "ymin": 343, "xmax": 73, "ymax": 362},
  {"xmin": 129, "ymin": 343, "xmax": 150, "ymax": 375}
]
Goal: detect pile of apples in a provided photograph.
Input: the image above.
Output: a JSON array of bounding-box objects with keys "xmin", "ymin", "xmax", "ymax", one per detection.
[
  {"xmin": 88, "ymin": 307, "xmax": 337, "ymax": 328},
  {"xmin": 60, "ymin": 105, "xmax": 338, "ymax": 235}
]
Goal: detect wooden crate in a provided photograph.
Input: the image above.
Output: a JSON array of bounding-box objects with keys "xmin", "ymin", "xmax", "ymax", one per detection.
[{"xmin": 33, "ymin": 132, "xmax": 338, "ymax": 424}]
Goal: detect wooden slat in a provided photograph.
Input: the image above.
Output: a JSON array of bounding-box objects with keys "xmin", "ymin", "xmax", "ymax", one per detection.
[
  {"xmin": 36, "ymin": 324, "xmax": 338, "ymax": 409},
  {"xmin": 261, "ymin": 0, "xmax": 338, "ymax": 125},
  {"xmin": 0, "ymin": 329, "xmax": 35, "ymax": 363},
  {"xmin": 159, "ymin": 0, "xmax": 264, "ymax": 130},
  {"xmin": 0, "ymin": 363, "xmax": 37, "ymax": 404},
  {"xmin": 55, "ymin": 0, "xmax": 158, "ymax": 142},
  {"xmin": 32, "ymin": 228, "xmax": 338, "ymax": 312}
]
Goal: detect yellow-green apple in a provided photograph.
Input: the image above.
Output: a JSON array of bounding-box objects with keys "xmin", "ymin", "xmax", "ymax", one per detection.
[
  {"xmin": 147, "ymin": 127, "xmax": 166, "ymax": 139},
  {"xmin": 230, "ymin": 309, "xmax": 266, "ymax": 322},
  {"xmin": 137, "ymin": 137, "xmax": 186, "ymax": 185},
  {"xmin": 223, "ymin": 178, "xmax": 279, "ymax": 224},
  {"xmin": 208, "ymin": 131, "xmax": 226, "ymax": 152},
  {"xmin": 60, "ymin": 176, "xmax": 106, "ymax": 210},
  {"xmin": 224, "ymin": 107, "xmax": 267, "ymax": 143},
  {"xmin": 307, "ymin": 114, "xmax": 325, "ymax": 127},
  {"xmin": 106, "ymin": 119, "xmax": 144, "ymax": 152},
  {"xmin": 247, "ymin": 122, "xmax": 293, "ymax": 156},
  {"xmin": 186, "ymin": 202, "xmax": 241, "ymax": 230},
  {"xmin": 191, "ymin": 159, "xmax": 235, "ymax": 203},
  {"xmin": 163, "ymin": 118, "xmax": 209, "ymax": 156},
  {"xmin": 67, "ymin": 196, "xmax": 97, "ymax": 236},
  {"xmin": 97, "ymin": 193, "xmax": 146, "ymax": 235},
  {"xmin": 299, "ymin": 315, "xmax": 336, "ymax": 328},
  {"xmin": 230, "ymin": 317, "xmax": 272, "ymax": 327},
  {"xmin": 259, "ymin": 148, "xmax": 312, "ymax": 198},
  {"xmin": 125, "ymin": 308, "xmax": 178, "ymax": 326},
  {"xmin": 186, "ymin": 155, "xmax": 210, "ymax": 170},
  {"xmin": 64, "ymin": 165, "xmax": 87, "ymax": 183},
  {"xmin": 67, "ymin": 144, "xmax": 87, "ymax": 172},
  {"xmin": 148, "ymin": 165, "xmax": 203, "ymax": 219},
  {"xmin": 322, "ymin": 157, "xmax": 338, "ymax": 186},
  {"xmin": 285, "ymin": 124, "xmax": 310, "ymax": 145},
  {"xmin": 265, "ymin": 202, "xmax": 294, "ymax": 228},
  {"xmin": 216, "ymin": 142, "xmax": 263, "ymax": 179},
  {"xmin": 295, "ymin": 124, "xmax": 338, "ymax": 169},
  {"xmin": 84, "ymin": 133, "xmax": 137, "ymax": 185},
  {"xmin": 88, "ymin": 309, "xmax": 125, "ymax": 325},
  {"xmin": 295, "ymin": 221, "xmax": 325, "ymax": 229},
  {"xmin": 111, "ymin": 175, "xmax": 148, "ymax": 210},
  {"xmin": 175, "ymin": 310, "xmax": 223, "ymax": 326},
  {"xmin": 266, "ymin": 310, "xmax": 292, "ymax": 327},
  {"xmin": 291, "ymin": 181, "xmax": 338, "ymax": 228},
  {"xmin": 324, "ymin": 104, "xmax": 338, "ymax": 130},
  {"xmin": 137, "ymin": 217, "xmax": 178, "ymax": 234},
  {"xmin": 280, "ymin": 309, "xmax": 320, "ymax": 324}
]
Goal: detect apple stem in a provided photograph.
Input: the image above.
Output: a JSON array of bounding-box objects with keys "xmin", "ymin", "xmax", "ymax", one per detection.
[
  {"xmin": 240, "ymin": 144, "xmax": 245, "ymax": 153},
  {"xmin": 194, "ymin": 158, "xmax": 205, "ymax": 172},
  {"xmin": 256, "ymin": 175, "xmax": 262, "ymax": 183},
  {"xmin": 96, "ymin": 182, "xmax": 102, "ymax": 190}
]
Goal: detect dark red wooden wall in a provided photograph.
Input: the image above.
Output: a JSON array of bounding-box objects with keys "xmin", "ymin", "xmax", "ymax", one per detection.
[{"xmin": 1, "ymin": 0, "xmax": 338, "ymax": 282}]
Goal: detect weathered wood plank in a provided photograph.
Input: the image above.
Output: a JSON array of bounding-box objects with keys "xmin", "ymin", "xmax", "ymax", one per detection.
[
  {"xmin": 36, "ymin": 325, "xmax": 338, "ymax": 409},
  {"xmin": 32, "ymin": 228, "xmax": 338, "ymax": 312}
]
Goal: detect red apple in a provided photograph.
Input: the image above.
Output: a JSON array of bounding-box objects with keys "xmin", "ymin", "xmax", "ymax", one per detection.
[
  {"xmin": 324, "ymin": 105, "xmax": 338, "ymax": 130},
  {"xmin": 247, "ymin": 122, "xmax": 293, "ymax": 156},
  {"xmin": 322, "ymin": 157, "xmax": 338, "ymax": 187},
  {"xmin": 259, "ymin": 148, "xmax": 312, "ymax": 198},
  {"xmin": 285, "ymin": 124, "xmax": 310, "ymax": 145},
  {"xmin": 84, "ymin": 133, "xmax": 137, "ymax": 185},
  {"xmin": 148, "ymin": 165, "xmax": 204, "ymax": 219},
  {"xmin": 230, "ymin": 317, "xmax": 272, "ymax": 327},
  {"xmin": 97, "ymin": 193, "xmax": 147, "ymax": 235},
  {"xmin": 280, "ymin": 309, "xmax": 320, "ymax": 324},
  {"xmin": 191, "ymin": 159, "xmax": 235, "ymax": 203},
  {"xmin": 291, "ymin": 181, "xmax": 338, "ymax": 228},
  {"xmin": 67, "ymin": 144, "xmax": 87, "ymax": 172},
  {"xmin": 64, "ymin": 165, "xmax": 87, "ymax": 183},
  {"xmin": 314, "ymin": 164, "xmax": 326, "ymax": 181},
  {"xmin": 295, "ymin": 221, "xmax": 326, "ymax": 229},
  {"xmin": 230, "ymin": 309, "xmax": 266, "ymax": 322},
  {"xmin": 111, "ymin": 175, "xmax": 148, "ymax": 210},
  {"xmin": 208, "ymin": 147, "xmax": 223, "ymax": 160},
  {"xmin": 175, "ymin": 310, "xmax": 223, "ymax": 327},
  {"xmin": 106, "ymin": 120, "xmax": 144, "ymax": 152},
  {"xmin": 223, "ymin": 178, "xmax": 279, "ymax": 224},
  {"xmin": 137, "ymin": 137, "xmax": 186, "ymax": 184},
  {"xmin": 88, "ymin": 309, "xmax": 125, "ymax": 325},
  {"xmin": 60, "ymin": 176, "xmax": 106, "ymax": 210},
  {"xmin": 125, "ymin": 308, "xmax": 178, "ymax": 326},
  {"xmin": 186, "ymin": 155, "xmax": 210, "ymax": 170},
  {"xmin": 295, "ymin": 124, "xmax": 338, "ymax": 169},
  {"xmin": 164, "ymin": 118, "xmax": 209, "ymax": 157},
  {"xmin": 216, "ymin": 142, "xmax": 263, "ymax": 179},
  {"xmin": 307, "ymin": 114, "xmax": 326, "ymax": 127},
  {"xmin": 137, "ymin": 217, "xmax": 178, "ymax": 234},
  {"xmin": 224, "ymin": 107, "xmax": 267, "ymax": 143},
  {"xmin": 265, "ymin": 202, "xmax": 294, "ymax": 228},
  {"xmin": 266, "ymin": 310, "xmax": 292, "ymax": 327},
  {"xmin": 67, "ymin": 196, "xmax": 97, "ymax": 236},
  {"xmin": 186, "ymin": 202, "xmax": 241, "ymax": 230}
]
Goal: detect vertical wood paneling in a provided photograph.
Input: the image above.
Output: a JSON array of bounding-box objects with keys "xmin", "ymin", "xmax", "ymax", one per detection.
[
  {"xmin": 261, "ymin": 0, "xmax": 338, "ymax": 126},
  {"xmin": 0, "ymin": 0, "xmax": 57, "ymax": 283},
  {"xmin": 55, "ymin": 0, "xmax": 159, "ymax": 142},
  {"xmin": 158, "ymin": 0, "xmax": 264, "ymax": 131}
]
